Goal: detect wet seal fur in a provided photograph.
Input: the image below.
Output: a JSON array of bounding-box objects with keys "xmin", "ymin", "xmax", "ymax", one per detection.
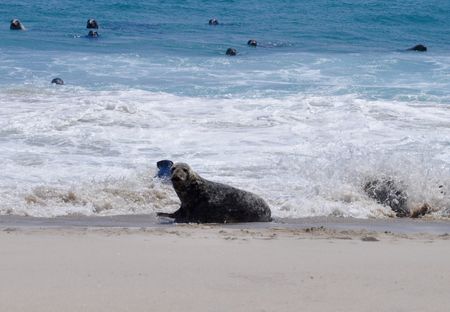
[
  {"xmin": 51, "ymin": 78, "xmax": 64, "ymax": 85},
  {"xmin": 363, "ymin": 177, "xmax": 433, "ymax": 218},
  {"xmin": 87, "ymin": 30, "xmax": 99, "ymax": 38},
  {"xmin": 86, "ymin": 19, "xmax": 98, "ymax": 29},
  {"xmin": 208, "ymin": 18, "xmax": 219, "ymax": 25},
  {"xmin": 226, "ymin": 48, "xmax": 237, "ymax": 56},
  {"xmin": 10, "ymin": 19, "xmax": 25, "ymax": 30},
  {"xmin": 247, "ymin": 39, "xmax": 257, "ymax": 47},
  {"xmin": 407, "ymin": 44, "xmax": 427, "ymax": 52},
  {"xmin": 157, "ymin": 163, "xmax": 272, "ymax": 223}
]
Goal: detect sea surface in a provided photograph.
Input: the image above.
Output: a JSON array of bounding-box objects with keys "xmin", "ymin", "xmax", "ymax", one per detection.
[{"xmin": 0, "ymin": 0, "xmax": 449, "ymax": 218}]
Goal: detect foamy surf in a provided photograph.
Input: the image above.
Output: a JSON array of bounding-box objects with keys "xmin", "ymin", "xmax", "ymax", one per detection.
[{"xmin": 0, "ymin": 87, "xmax": 448, "ymax": 218}]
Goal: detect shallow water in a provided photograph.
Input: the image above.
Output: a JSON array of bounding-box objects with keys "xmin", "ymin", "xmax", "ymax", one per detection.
[{"xmin": 0, "ymin": 0, "xmax": 449, "ymax": 218}]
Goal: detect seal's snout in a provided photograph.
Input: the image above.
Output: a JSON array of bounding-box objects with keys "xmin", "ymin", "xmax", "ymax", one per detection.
[
  {"xmin": 170, "ymin": 163, "xmax": 191, "ymax": 185},
  {"xmin": 171, "ymin": 173, "xmax": 182, "ymax": 182}
]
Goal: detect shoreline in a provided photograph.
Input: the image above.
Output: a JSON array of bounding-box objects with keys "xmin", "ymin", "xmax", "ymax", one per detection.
[{"xmin": 1, "ymin": 214, "xmax": 450, "ymax": 236}]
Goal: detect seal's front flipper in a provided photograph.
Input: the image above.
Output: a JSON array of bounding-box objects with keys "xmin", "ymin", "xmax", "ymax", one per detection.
[{"xmin": 157, "ymin": 212, "xmax": 174, "ymax": 218}]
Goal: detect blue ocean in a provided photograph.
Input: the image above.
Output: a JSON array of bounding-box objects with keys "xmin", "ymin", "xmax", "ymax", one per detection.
[{"xmin": 0, "ymin": 0, "xmax": 449, "ymax": 218}]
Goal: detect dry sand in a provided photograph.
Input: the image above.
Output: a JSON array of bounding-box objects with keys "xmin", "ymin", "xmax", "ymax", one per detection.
[{"xmin": 0, "ymin": 223, "xmax": 449, "ymax": 312}]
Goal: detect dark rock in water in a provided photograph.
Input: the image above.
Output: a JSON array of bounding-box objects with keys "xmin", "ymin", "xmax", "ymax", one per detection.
[
  {"xmin": 247, "ymin": 39, "xmax": 257, "ymax": 47},
  {"xmin": 10, "ymin": 19, "xmax": 25, "ymax": 30},
  {"xmin": 87, "ymin": 30, "xmax": 99, "ymax": 38},
  {"xmin": 51, "ymin": 78, "xmax": 64, "ymax": 85},
  {"xmin": 156, "ymin": 160, "xmax": 173, "ymax": 180},
  {"xmin": 208, "ymin": 18, "xmax": 219, "ymax": 25},
  {"xmin": 407, "ymin": 44, "xmax": 427, "ymax": 52},
  {"xmin": 226, "ymin": 48, "xmax": 237, "ymax": 56},
  {"xmin": 86, "ymin": 19, "xmax": 98, "ymax": 29},
  {"xmin": 363, "ymin": 178, "xmax": 409, "ymax": 217}
]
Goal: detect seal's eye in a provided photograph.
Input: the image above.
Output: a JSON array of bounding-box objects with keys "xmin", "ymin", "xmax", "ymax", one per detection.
[
  {"xmin": 170, "ymin": 167, "xmax": 176, "ymax": 173},
  {"xmin": 182, "ymin": 168, "xmax": 188, "ymax": 173}
]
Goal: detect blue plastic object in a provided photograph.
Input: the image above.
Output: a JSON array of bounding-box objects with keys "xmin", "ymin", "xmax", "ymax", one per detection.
[{"xmin": 156, "ymin": 160, "xmax": 173, "ymax": 180}]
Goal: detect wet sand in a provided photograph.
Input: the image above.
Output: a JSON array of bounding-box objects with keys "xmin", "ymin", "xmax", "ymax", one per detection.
[{"xmin": 0, "ymin": 216, "xmax": 449, "ymax": 312}]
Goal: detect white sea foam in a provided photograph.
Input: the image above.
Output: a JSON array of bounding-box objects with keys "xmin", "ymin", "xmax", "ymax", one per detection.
[{"xmin": 0, "ymin": 87, "xmax": 449, "ymax": 218}]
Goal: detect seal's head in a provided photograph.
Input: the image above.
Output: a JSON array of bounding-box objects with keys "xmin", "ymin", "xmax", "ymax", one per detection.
[
  {"xmin": 208, "ymin": 18, "xmax": 219, "ymax": 25},
  {"xmin": 87, "ymin": 19, "xmax": 98, "ymax": 29},
  {"xmin": 171, "ymin": 163, "xmax": 197, "ymax": 187},
  {"xmin": 10, "ymin": 19, "xmax": 25, "ymax": 30},
  {"xmin": 247, "ymin": 39, "xmax": 257, "ymax": 47},
  {"xmin": 226, "ymin": 48, "xmax": 237, "ymax": 56},
  {"xmin": 51, "ymin": 78, "xmax": 64, "ymax": 85}
]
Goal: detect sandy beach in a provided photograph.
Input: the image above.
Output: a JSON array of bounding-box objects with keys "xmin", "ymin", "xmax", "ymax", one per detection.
[{"xmin": 1, "ymin": 217, "xmax": 449, "ymax": 312}]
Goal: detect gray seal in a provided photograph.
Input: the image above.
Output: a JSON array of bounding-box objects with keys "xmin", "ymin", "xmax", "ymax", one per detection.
[
  {"xmin": 86, "ymin": 19, "xmax": 98, "ymax": 29},
  {"xmin": 407, "ymin": 44, "xmax": 427, "ymax": 52},
  {"xmin": 208, "ymin": 18, "xmax": 219, "ymax": 25},
  {"xmin": 10, "ymin": 19, "xmax": 25, "ymax": 30},
  {"xmin": 226, "ymin": 48, "xmax": 237, "ymax": 56},
  {"xmin": 157, "ymin": 163, "xmax": 272, "ymax": 223},
  {"xmin": 364, "ymin": 178, "xmax": 409, "ymax": 217},
  {"xmin": 247, "ymin": 39, "xmax": 257, "ymax": 47},
  {"xmin": 51, "ymin": 78, "xmax": 64, "ymax": 85}
]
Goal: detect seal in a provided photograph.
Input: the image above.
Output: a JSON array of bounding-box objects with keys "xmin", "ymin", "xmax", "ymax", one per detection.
[
  {"xmin": 226, "ymin": 48, "xmax": 237, "ymax": 56},
  {"xmin": 247, "ymin": 39, "xmax": 257, "ymax": 47},
  {"xmin": 51, "ymin": 78, "xmax": 64, "ymax": 85},
  {"xmin": 87, "ymin": 30, "xmax": 99, "ymax": 38},
  {"xmin": 407, "ymin": 44, "xmax": 427, "ymax": 52},
  {"xmin": 363, "ymin": 178, "xmax": 409, "ymax": 217},
  {"xmin": 86, "ymin": 19, "xmax": 98, "ymax": 29},
  {"xmin": 208, "ymin": 18, "xmax": 219, "ymax": 25},
  {"xmin": 157, "ymin": 163, "xmax": 272, "ymax": 223},
  {"xmin": 10, "ymin": 19, "xmax": 25, "ymax": 30}
]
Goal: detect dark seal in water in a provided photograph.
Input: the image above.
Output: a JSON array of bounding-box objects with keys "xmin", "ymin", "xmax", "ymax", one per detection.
[
  {"xmin": 86, "ymin": 19, "xmax": 99, "ymax": 29},
  {"xmin": 10, "ymin": 19, "xmax": 25, "ymax": 30},
  {"xmin": 226, "ymin": 48, "xmax": 237, "ymax": 56},
  {"xmin": 407, "ymin": 44, "xmax": 427, "ymax": 52},
  {"xmin": 51, "ymin": 78, "xmax": 64, "ymax": 85},
  {"xmin": 247, "ymin": 39, "xmax": 257, "ymax": 47},
  {"xmin": 208, "ymin": 18, "xmax": 219, "ymax": 25}
]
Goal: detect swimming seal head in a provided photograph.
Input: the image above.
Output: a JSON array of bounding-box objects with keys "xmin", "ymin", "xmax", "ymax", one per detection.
[
  {"xmin": 51, "ymin": 78, "xmax": 64, "ymax": 85},
  {"xmin": 208, "ymin": 18, "xmax": 219, "ymax": 25},
  {"xmin": 10, "ymin": 19, "xmax": 25, "ymax": 30},
  {"xmin": 408, "ymin": 44, "xmax": 427, "ymax": 52},
  {"xmin": 226, "ymin": 48, "xmax": 237, "ymax": 56},
  {"xmin": 86, "ymin": 19, "xmax": 98, "ymax": 29},
  {"xmin": 247, "ymin": 39, "xmax": 257, "ymax": 47}
]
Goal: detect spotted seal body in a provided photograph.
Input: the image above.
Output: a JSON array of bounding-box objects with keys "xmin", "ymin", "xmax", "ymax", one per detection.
[
  {"xmin": 364, "ymin": 178, "xmax": 409, "ymax": 217},
  {"xmin": 158, "ymin": 163, "xmax": 272, "ymax": 223}
]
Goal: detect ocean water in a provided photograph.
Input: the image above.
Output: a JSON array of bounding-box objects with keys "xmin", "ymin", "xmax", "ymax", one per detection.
[{"xmin": 0, "ymin": 0, "xmax": 449, "ymax": 218}]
